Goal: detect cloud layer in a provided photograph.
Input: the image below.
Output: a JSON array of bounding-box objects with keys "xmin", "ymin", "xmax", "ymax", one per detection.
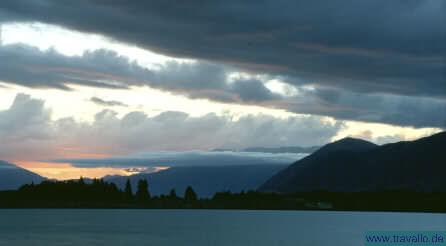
[
  {"xmin": 54, "ymin": 151, "xmax": 307, "ymax": 169},
  {"xmin": 1, "ymin": 0, "xmax": 445, "ymax": 98},
  {"xmin": 1, "ymin": 44, "xmax": 445, "ymax": 128},
  {"xmin": 90, "ymin": 97, "xmax": 128, "ymax": 107},
  {"xmin": 0, "ymin": 94, "xmax": 343, "ymax": 161}
]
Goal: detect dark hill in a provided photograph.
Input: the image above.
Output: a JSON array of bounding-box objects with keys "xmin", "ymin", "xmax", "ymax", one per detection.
[
  {"xmin": 0, "ymin": 161, "xmax": 45, "ymax": 190},
  {"xmin": 259, "ymin": 132, "xmax": 446, "ymax": 193}
]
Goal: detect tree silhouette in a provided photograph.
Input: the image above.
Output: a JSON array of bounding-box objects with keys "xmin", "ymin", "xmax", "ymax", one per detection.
[
  {"xmin": 169, "ymin": 189, "xmax": 177, "ymax": 199},
  {"xmin": 184, "ymin": 186, "xmax": 197, "ymax": 202},
  {"xmin": 124, "ymin": 178, "xmax": 133, "ymax": 201},
  {"xmin": 136, "ymin": 179, "xmax": 150, "ymax": 202},
  {"xmin": 3, "ymin": 179, "xmax": 446, "ymax": 211}
]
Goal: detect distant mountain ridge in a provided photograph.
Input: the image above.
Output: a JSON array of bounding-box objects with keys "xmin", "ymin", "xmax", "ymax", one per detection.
[
  {"xmin": 243, "ymin": 146, "xmax": 320, "ymax": 154},
  {"xmin": 260, "ymin": 131, "xmax": 446, "ymax": 193},
  {"xmin": 0, "ymin": 161, "xmax": 45, "ymax": 190},
  {"xmin": 106, "ymin": 164, "xmax": 286, "ymax": 197},
  {"xmin": 213, "ymin": 146, "xmax": 320, "ymax": 154}
]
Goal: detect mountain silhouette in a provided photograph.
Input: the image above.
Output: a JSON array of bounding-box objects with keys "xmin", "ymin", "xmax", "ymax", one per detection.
[
  {"xmin": 259, "ymin": 131, "xmax": 446, "ymax": 193},
  {"xmin": 106, "ymin": 164, "xmax": 286, "ymax": 197},
  {"xmin": 212, "ymin": 146, "xmax": 320, "ymax": 153},
  {"xmin": 242, "ymin": 146, "xmax": 320, "ymax": 154},
  {"xmin": 0, "ymin": 161, "xmax": 45, "ymax": 190}
]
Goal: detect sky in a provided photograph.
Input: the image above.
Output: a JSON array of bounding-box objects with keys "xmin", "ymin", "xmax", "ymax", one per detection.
[{"xmin": 0, "ymin": 1, "xmax": 444, "ymax": 179}]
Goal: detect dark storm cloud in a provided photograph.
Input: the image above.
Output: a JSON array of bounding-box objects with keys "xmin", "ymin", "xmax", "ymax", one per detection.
[
  {"xmin": 1, "ymin": 0, "xmax": 445, "ymax": 98},
  {"xmin": 230, "ymin": 79, "xmax": 279, "ymax": 102},
  {"xmin": 90, "ymin": 97, "xmax": 128, "ymax": 107},
  {"xmin": 281, "ymin": 87, "xmax": 446, "ymax": 128},
  {"xmin": 0, "ymin": 44, "xmax": 141, "ymax": 89},
  {"xmin": 0, "ymin": 44, "xmax": 280, "ymax": 103},
  {"xmin": 151, "ymin": 61, "xmax": 227, "ymax": 91}
]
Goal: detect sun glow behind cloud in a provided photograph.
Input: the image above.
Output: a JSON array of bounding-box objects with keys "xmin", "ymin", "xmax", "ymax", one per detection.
[
  {"xmin": 15, "ymin": 161, "xmax": 133, "ymax": 180},
  {"xmin": 0, "ymin": 22, "xmax": 297, "ymax": 121},
  {"xmin": 14, "ymin": 161, "xmax": 171, "ymax": 180},
  {"xmin": 1, "ymin": 22, "xmax": 192, "ymax": 67}
]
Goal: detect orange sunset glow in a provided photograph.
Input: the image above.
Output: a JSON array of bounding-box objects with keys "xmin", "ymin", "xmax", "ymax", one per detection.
[{"xmin": 15, "ymin": 161, "xmax": 134, "ymax": 180}]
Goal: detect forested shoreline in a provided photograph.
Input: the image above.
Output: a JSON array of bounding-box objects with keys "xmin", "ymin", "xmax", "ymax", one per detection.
[{"xmin": 2, "ymin": 178, "xmax": 446, "ymax": 213}]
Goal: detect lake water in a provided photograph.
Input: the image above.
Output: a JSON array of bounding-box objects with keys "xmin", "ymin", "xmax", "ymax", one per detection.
[{"xmin": 0, "ymin": 209, "xmax": 445, "ymax": 246}]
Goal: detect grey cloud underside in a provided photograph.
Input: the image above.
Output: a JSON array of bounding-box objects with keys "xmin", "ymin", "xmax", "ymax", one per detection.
[
  {"xmin": 0, "ymin": 45, "xmax": 138, "ymax": 90},
  {"xmin": 282, "ymin": 88, "xmax": 446, "ymax": 128},
  {"xmin": 90, "ymin": 97, "xmax": 128, "ymax": 107},
  {"xmin": 1, "ymin": 0, "xmax": 445, "ymax": 98},
  {"xmin": 53, "ymin": 151, "xmax": 306, "ymax": 169},
  {"xmin": 1, "ymin": 44, "xmax": 445, "ymax": 128},
  {"xmin": 0, "ymin": 44, "xmax": 276, "ymax": 103}
]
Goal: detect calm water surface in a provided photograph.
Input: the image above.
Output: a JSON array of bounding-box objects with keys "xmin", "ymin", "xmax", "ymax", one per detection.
[{"xmin": 0, "ymin": 209, "xmax": 445, "ymax": 246}]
